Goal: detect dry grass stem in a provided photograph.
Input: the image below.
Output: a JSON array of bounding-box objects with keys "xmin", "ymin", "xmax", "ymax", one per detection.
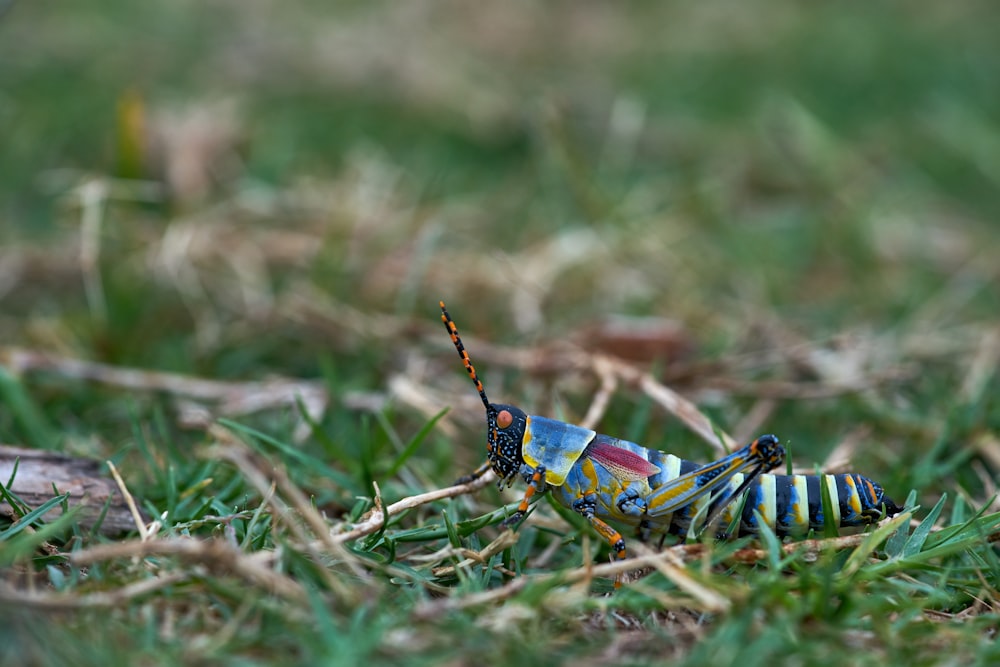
[
  {"xmin": 331, "ymin": 472, "xmax": 496, "ymax": 545},
  {"xmin": 627, "ymin": 360, "xmax": 736, "ymax": 453},
  {"xmin": 732, "ymin": 398, "xmax": 778, "ymax": 445},
  {"xmin": 389, "ymin": 374, "xmax": 460, "ymax": 437},
  {"xmin": 106, "ymin": 460, "xmax": 151, "ymax": 541},
  {"xmin": 430, "ymin": 531, "xmax": 520, "ymax": 577},
  {"xmin": 818, "ymin": 426, "xmax": 869, "ymax": 474},
  {"xmin": 0, "ymin": 572, "xmax": 188, "ymax": 610},
  {"xmin": 579, "ymin": 356, "xmax": 618, "ymax": 431},
  {"xmin": 0, "ymin": 348, "xmax": 385, "ymax": 432},
  {"xmin": 630, "ymin": 542, "xmax": 731, "ymax": 613}
]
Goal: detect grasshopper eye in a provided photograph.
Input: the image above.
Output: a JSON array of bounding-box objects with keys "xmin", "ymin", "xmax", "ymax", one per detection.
[{"xmin": 497, "ymin": 410, "xmax": 513, "ymax": 429}]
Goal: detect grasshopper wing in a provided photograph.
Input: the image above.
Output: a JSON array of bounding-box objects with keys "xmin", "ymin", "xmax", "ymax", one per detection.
[{"xmin": 586, "ymin": 436, "xmax": 661, "ymax": 481}]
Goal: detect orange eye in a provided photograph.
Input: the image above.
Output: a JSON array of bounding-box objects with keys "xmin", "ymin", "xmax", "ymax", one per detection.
[{"xmin": 497, "ymin": 410, "xmax": 513, "ymax": 429}]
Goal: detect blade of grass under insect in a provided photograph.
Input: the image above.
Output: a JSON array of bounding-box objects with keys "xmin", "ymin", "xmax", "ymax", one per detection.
[
  {"xmin": 440, "ymin": 509, "xmax": 473, "ymax": 586},
  {"xmin": 870, "ymin": 514, "xmax": 1000, "ymax": 575},
  {"xmin": 545, "ymin": 494, "xmax": 588, "ymax": 534},
  {"xmin": 348, "ymin": 497, "xmax": 371, "ymax": 522},
  {"xmin": 719, "ymin": 485, "xmax": 751, "ymax": 539},
  {"xmin": 901, "ymin": 494, "xmax": 947, "ymax": 558},
  {"xmin": 443, "ymin": 508, "xmax": 462, "ymax": 549},
  {"xmin": 361, "ymin": 499, "xmax": 392, "ymax": 554},
  {"xmin": 819, "ymin": 474, "xmax": 840, "ymax": 539},
  {"xmin": 924, "ymin": 501, "xmax": 995, "ymax": 550},
  {"xmin": 686, "ymin": 498, "xmax": 713, "ymax": 544},
  {"xmin": 752, "ymin": 512, "xmax": 783, "ymax": 570},
  {"xmin": 884, "ymin": 489, "xmax": 919, "ymax": 558},
  {"xmin": 840, "ymin": 511, "xmax": 912, "ymax": 578}
]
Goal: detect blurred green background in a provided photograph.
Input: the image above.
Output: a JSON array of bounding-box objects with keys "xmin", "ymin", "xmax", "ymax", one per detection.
[
  {"xmin": 2, "ymin": 1, "xmax": 999, "ymax": 664},
  {"xmin": 2, "ymin": 0, "xmax": 997, "ymax": 460}
]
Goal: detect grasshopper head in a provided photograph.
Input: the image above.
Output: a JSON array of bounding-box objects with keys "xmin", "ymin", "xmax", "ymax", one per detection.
[{"xmin": 486, "ymin": 403, "xmax": 528, "ymax": 486}]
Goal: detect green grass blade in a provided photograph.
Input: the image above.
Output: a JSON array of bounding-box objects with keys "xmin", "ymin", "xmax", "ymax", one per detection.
[
  {"xmin": 901, "ymin": 494, "xmax": 947, "ymax": 558},
  {"xmin": 0, "ymin": 492, "xmax": 72, "ymax": 540},
  {"xmin": 819, "ymin": 475, "xmax": 840, "ymax": 539},
  {"xmin": 0, "ymin": 366, "xmax": 57, "ymax": 449},
  {"xmin": 387, "ymin": 407, "xmax": 449, "ymax": 476},
  {"xmin": 217, "ymin": 418, "xmax": 357, "ymax": 490},
  {"xmin": 841, "ymin": 511, "xmax": 912, "ymax": 577}
]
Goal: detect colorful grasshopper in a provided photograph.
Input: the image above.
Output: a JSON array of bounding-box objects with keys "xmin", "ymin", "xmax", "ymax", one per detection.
[{"xmin": 440, "ymin": 302, "xmax": 900, "ymax": 569}]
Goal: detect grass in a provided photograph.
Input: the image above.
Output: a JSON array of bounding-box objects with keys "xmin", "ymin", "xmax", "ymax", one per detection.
[{"xmin": 2, "ymin": 1, "xmax": 1000, "ymax": 665}]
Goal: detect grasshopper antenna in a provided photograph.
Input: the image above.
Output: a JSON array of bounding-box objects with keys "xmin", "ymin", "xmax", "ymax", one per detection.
[{"xmin": 440, "ymin": 301, "xmax": 490, "ymax": 411}]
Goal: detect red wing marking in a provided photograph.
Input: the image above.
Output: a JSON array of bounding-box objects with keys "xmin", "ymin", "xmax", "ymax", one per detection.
[{"xmin": 587, "ymin": 441, "xmax": 661, "ymax": 481}]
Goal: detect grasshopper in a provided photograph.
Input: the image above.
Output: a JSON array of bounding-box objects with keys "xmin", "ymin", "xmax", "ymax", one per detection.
[{"xmin": 440, "ymin": 302, "xmax": 900, "ymax": 576}]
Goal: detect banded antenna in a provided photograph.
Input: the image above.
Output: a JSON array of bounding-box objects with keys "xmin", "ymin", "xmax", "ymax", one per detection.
[{"xmin": 440, "ymin": 301, "xmax": 490, "ymax": 411}]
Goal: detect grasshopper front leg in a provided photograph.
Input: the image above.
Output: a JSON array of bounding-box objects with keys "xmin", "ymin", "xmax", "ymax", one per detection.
[
  {"xmin": 502, "ymin": 465, "xmax": 547, "ymax": 528},
  {"xmin": 571, "ymin": 492, "xmax": 629, "ymax": 587},
  {"xmin": 454, "ymin": 460, "xmax": 492, "ymax": 485}
]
